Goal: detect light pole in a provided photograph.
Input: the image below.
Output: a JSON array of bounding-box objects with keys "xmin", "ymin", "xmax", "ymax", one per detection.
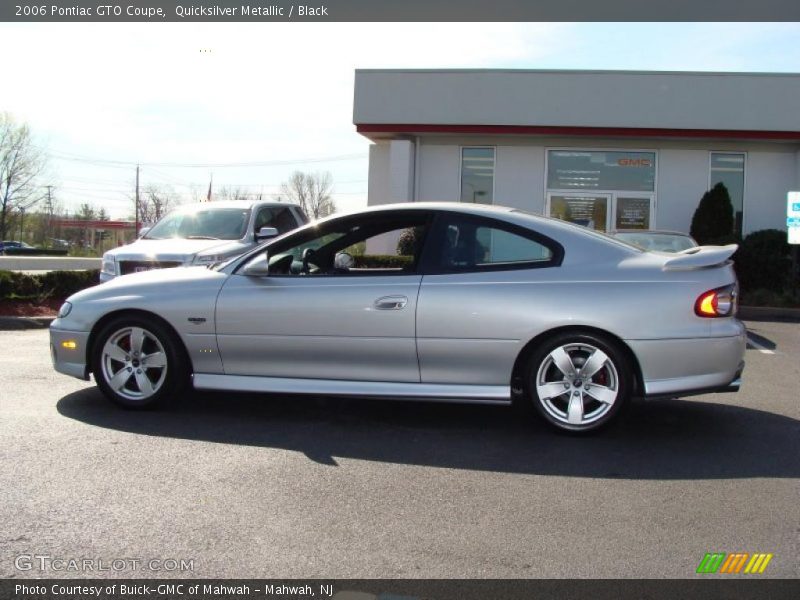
[{"xmin": 18, "ymin": 207, "xmax": 25, "ymax": 242}]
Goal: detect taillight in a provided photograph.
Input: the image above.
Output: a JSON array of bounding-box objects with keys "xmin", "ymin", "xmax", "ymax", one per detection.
[{"xmin": 695, "ymin": 284, "xmax": 738, "ymax": 318}]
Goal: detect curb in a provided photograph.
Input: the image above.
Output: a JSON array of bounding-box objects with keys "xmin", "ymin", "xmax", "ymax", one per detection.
[{"xmin": 0, "ymin": 316, "xmax": 56, "ymax": 330}]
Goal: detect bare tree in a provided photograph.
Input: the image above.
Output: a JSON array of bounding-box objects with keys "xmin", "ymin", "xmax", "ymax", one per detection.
[
  {"xmin": 216, "ymin": 186, "xmax": 254, "ymax": 202},
  {"xmin": 0, "ymin": 113, "xmax": 46, "ymax": 240},
  {"xmin": 278, "ymin": 171, "xmax": 336, "ymax": 219},
  {"xmin": 136, "ymin": 184, "xmax": 179, "ymax": 224}
]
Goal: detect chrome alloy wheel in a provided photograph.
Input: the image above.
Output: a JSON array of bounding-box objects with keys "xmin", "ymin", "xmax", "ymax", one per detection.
[
  {"xmin": 100, "ymin": 326, "xmax": 168, "ymax": 402},
  {"xmin": 535, "ymin": 343, "xmax": 619, "ymax": 427}
]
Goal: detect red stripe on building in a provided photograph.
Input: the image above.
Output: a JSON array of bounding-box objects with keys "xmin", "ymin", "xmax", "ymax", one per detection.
[{"xmin": 356, "ymin": 123, "xmax": 800, "ymax": 140}]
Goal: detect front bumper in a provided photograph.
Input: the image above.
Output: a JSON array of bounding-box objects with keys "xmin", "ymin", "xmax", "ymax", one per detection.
[{"xmin": 50, "ymin": 326, "xmax": 91, "ymax": 381}]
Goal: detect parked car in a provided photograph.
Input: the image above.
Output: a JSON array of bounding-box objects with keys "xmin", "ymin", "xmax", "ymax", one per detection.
[
  {"xmin": 99, "ymin": 200, "xmax": 308, "ymax": 282},
  {"xmin": 49, "ymin": 238, "xmax": 71, "ymax": 248},
  {"xmin": 609, "ymin": 229, "xmax": 698, "ymax": 253},
  {"xmin": 0, "ymin": 241, "xmax": 63, "ymax": 256},
  {"xmin": 0, "ymin": 240, "xmax": 33, "ymax": 254},
  {"xmin": 50, "ymin": 203, "xmax": 744, "ymax": 433}
]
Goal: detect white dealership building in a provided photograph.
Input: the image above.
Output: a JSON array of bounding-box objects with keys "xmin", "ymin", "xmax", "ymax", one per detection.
[{"xmin": 354, "ymin": 69, "xmax": 800, "ymax": 246}]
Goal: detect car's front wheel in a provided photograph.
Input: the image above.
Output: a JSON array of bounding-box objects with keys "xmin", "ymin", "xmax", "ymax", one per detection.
[
  {"xmin": 524, "ymin": 332, "xmax": 631, "ymax": 434},
  {"xmin": 92, "ymin": 316, "xmax": 187, "ymax": 409}
]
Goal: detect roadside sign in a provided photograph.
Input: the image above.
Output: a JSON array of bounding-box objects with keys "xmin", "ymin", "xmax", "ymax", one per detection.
[{"xmin": 789, "ymin": 192, "xmax": 800, "ymax": 244}]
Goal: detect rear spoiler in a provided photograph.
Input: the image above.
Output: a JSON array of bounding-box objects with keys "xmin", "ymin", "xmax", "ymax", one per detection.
[{"xmin": 662, "ymin": 244, "xmax": 738, "ymax": 271}]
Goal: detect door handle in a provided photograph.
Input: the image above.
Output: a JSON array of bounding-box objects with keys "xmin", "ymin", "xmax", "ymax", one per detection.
[{"xmin": 374, "ymin": 295, "xmax": 408, "ymax": 310}]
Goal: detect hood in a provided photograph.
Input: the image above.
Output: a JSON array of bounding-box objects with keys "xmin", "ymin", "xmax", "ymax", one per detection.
[
  {"xmin": 69, "ymin": 265, "xmax": 227, "ymax": 303},
  {"xmin": 104, "ymin": 237, "xmax": 250, "ymax": 261}
]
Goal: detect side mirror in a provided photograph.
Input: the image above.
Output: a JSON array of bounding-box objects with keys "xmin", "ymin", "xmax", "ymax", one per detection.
[
  {"xmin": 334, "ymin": 252, "xmax": 355, "ymax": 270},
  {"xmin": 256, "ymin": 226, "xmax": 279, "ymax": 241},
  {"xmin": 241, "ymin": 252, "xmax": 270, "ymax": 277},
  {"xmin": 138, "ymin": 227, "xmax": 151, "ymax": 238}
]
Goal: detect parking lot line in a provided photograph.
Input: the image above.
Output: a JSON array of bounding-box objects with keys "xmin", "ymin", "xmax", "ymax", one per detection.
[{"xmin": 746, "ymin": 332, "xmax": 775, "ymax": 355}]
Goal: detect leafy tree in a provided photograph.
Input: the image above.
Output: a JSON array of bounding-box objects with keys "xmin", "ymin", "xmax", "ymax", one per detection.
[
  {"xmin": 690, "ymin": 182, "xmax": 735, "ymax": 245},
  {"xmin": 77, "ymin": 203, "xmax": 97, "ymax": 221}
]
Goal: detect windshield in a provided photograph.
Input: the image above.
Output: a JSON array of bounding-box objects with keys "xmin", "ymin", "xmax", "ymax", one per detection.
[
  {"xmin": 614, "ymin": 232, "xmax": 696, "ymax": 252},
  {"xmin": 144, "ymin": 207, "xmax": 251, "ymax": 240}
]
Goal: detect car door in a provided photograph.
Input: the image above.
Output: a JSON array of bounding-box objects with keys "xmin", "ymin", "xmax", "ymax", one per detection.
[
  {"xmin": 215, "ymin": 210, "xmax": 433, "ymax": 383},
  {"xmin": 416, "ymin": 212, "xmax": 563, "ymax": 386}
]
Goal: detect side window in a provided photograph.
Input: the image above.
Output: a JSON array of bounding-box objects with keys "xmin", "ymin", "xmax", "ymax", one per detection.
[
  {"xmin": 435, "ymin": 216, "xmax": 556, "ymax": 271},
  {"xmin": 266, "ymin": 214, "xmax": 431, "ymax": 276},
  {"xmin": 255, "ymin": 206, "xmax": 298, "ymax": 234}
]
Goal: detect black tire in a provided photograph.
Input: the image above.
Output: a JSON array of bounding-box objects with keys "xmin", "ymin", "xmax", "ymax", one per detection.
[
  {"xmin": 523, "ymin": 331, "xmax": 632, "ymax": 434},
  {"xmin": 92, "ymin": 315, "xmax": 188, "ymax": 409}
]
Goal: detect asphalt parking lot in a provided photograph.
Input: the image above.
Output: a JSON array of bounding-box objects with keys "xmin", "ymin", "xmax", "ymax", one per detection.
[{"xmin": 1, "ymin": 322, "xmax": 798, "ymax": 579}]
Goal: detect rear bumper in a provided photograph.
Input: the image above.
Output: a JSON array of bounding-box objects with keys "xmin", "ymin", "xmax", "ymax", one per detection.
[
  {"xmin": 642, "ymin": 361, "xmax": 744, "ymax": 400},
  {"xmin": 628, "ymin": 331, "xmax": 746, "ymax": 399}
]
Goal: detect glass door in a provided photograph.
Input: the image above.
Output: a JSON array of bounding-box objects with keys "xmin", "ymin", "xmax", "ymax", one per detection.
[
  {"xmin": 548, "ymin": 193, "xmax": 611, "ymax": 232},
  {"xmin": 613, "ymin": 195, "xmax": 654, "ymax": 230}
]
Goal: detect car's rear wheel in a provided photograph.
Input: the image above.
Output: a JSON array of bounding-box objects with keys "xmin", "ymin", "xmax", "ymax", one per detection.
[
  {"xmin": 92, "ymin": 316, "xmax": 187, "ymax": 409},
  {"xmin": 524, "ymin": 332, "xmax": 631, "ymax": 434}
]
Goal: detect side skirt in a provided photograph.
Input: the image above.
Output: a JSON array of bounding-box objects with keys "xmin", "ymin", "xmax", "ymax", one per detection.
[{"xmin": 192, "ymin": 373, "xmax": 512, "ymax": 404}]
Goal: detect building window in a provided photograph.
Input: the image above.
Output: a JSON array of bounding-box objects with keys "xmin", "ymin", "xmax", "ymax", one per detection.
[
  {"xmin": 460, "ymin": 147, "xmax": 494, "ymax": 204},
  {"xmin": 547, "ymin": 150, "xmax": 656, "ymax": 192},
  {"xmin": 710, "ymin": 152, "xmax": 745, "ymax": 236}
]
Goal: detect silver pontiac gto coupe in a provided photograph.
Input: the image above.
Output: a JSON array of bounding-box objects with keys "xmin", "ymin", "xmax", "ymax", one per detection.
[{"xmin": 50, "ymin": 203, "xmax": 745, "ymax": 433}]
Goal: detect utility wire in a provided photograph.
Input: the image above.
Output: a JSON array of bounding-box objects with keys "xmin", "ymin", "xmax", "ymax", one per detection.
[{"xmin": 46, "ymin": 149, "xmax": 367, "ymax": 168}]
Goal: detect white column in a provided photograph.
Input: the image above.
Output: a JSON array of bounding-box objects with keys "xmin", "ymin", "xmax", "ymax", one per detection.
[
  {"xmin": 795, "ymin": 150, "xmax": 800, "ymax": 189},
  {"xmin": 389, "ymin": 139, "xmax": 416, "ymax": 203}
]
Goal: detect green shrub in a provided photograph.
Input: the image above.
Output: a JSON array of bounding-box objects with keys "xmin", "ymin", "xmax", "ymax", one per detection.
[
  {"xmin": 37, "ymin": 270, "xmax": 100, "ymax": 299},
  {"xmin": 739, "ymin": 288, "xmax": 800, "ymax": 308},
  {"xmin": 0, "ymin": 272, "xmax": 41, "ymax": 298},
  {"xmin": 734, "ymin": 229, "xmax": 791, "ymax": 293},
  {"xmin": 0, "ymin": 269, "xmax": 99, "ymax": 301},
  {"xmin": 353, "ymin": 255, "xmax": 413, "ymax": 269},
  {"xmin": 690, "ymin": 182, "xmax": 735, "ymax": 245}
]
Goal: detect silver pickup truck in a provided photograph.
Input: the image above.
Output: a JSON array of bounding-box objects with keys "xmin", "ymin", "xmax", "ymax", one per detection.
[{"xmin": 100, "ymin": 200, "xmax": 308, "ymax": 282}]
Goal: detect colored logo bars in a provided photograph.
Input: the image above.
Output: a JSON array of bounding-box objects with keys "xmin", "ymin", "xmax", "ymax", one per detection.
[{"xmin": 696, "ymin": 552, "xmax": 773, "ymax": 574}]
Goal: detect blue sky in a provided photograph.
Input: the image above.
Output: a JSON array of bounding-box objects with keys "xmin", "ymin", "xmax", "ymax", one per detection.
[{"xmin": 1, "ymin": 22, "xmax": 798, "ymax": 219}]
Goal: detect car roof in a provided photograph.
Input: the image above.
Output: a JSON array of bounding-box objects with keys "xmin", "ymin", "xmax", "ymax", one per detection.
[
  {"xmin": 354, "ymin": 201, "xmax": 515, "ymax": 216},
  {"xmin": 172, "ymin": 200, "xmax": 302, "ymax": 211},
  {"xmin": 316, "ymin": 201, "xmax": 641, "ymax": 254},
  {"xmin": 334, "ymin": 201, "xmax": 602, "ymax": 234}
]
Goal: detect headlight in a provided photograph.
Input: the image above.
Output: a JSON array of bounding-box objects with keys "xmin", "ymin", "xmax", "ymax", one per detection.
[
  {"xmin": 58, "ymin": 301, "xmax": 73, "ymax": 318},
  {"xmin": 101, "ymin": 254, "xmax": 116, "ymax": 277}
]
